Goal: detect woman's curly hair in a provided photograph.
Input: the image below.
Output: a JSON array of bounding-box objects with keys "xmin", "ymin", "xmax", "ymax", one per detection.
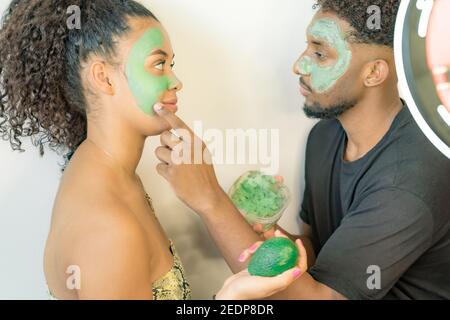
[
  {"xmin": 0, "ymin": 0, "xmax": 156, "ymax": 157},
  {"xmin": 315, "ymin": 0, "xmax": 401, "ymax": 47}
]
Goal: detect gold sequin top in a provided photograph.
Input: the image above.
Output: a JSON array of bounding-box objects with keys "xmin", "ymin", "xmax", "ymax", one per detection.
[
  {"xmin": 152, "ymin": 240, "xmax": 192, "ymax": 300},
  {"xmin": 145, "ymin": 193, "xmax": 191, "ymax": 300}
]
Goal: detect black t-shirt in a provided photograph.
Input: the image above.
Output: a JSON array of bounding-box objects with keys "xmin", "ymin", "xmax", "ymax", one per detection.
[{"xmin": 300, "ymin": 105, "xmax": 450, "ymax": 300}]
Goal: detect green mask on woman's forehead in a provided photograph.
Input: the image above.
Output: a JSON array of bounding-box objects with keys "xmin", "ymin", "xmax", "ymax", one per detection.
[
  {"xmin": 126, "ymin": 28, "xmax": 176, "ymax": 115},
  {"xmin": 298, "ymin": 18, "xmax": 352, "ymax": 93}
]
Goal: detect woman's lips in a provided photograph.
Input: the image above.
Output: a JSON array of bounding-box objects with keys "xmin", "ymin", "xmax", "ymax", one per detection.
[{"xmin": 162, "ymin": 102, "xmax": 178, "ymax": 113}]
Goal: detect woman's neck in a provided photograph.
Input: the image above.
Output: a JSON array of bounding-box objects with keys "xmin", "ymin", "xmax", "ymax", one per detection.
[{"xmin": 86, "ymin": 116, "xmax": 146, "ymax": 177}]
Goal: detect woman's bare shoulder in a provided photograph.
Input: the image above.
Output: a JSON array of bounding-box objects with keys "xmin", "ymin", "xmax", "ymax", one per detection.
[
  {"xmin": 50, "ymin": 154, "xmax": 151, "ymax": 260},
  {"xmin": 68, "ymin": 204, "xmax": 154, "ymax": 299}
]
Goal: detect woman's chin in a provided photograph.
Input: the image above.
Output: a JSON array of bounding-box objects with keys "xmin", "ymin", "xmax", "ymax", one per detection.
[
  {"xmin": 141, "ymin": 119, "xmax": 172, "ymax": 137},
  {"xmin": 163, "ymin": 104, "xmax": 178, "ymax": 113}
]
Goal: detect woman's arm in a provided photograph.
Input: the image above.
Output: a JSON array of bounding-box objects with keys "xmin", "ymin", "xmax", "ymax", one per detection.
[
  {"xmin": 215, "ymin": 233, "xmax": 306, "ymax": 300},
  {"xmin": 215, "ymin": 232, "xmax": 346, "ymax": 300},
  {"xmin": 73, "ymin": 206, "xmax": 154, "ymax": 300}
]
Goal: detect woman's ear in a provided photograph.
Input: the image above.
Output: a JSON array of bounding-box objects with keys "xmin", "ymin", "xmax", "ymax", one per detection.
[
  {"xmin": 363, "ymin": 59, "xmax": 390, "ymax": 88},
  {"xmin": 89, "ymin": 60, "xmax": 115, "ymax": 95}
]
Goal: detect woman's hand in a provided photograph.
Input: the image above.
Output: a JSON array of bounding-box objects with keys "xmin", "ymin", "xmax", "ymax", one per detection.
[
  {"xmin": 153, "ymin": 103, "xmax": 227, "ymax": 215},
  {"xmin": 215, "ymin": 231, "xmax": 308, "ymax": 300}
]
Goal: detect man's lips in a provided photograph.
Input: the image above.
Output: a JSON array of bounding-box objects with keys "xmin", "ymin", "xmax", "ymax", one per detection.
[
  {"xmin": 299, "ymin": 85, "xmax": 311, "ymax": 97},
  {"xmin": 299, "ymin": 78, "xmax": 312, "ymax": 97}
]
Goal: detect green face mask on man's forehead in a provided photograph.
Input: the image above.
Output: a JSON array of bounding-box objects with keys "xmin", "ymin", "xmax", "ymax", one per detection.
[
  {"xmin": 125, "ymin": 28, "xmax": 177, "ymax": 115},
  {"xmin": 298, "ymin": 18, "xmax": 352, "ymax": 93}
]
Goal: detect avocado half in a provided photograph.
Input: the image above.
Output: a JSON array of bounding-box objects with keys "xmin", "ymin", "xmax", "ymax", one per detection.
[{"xmin": 248, "ymin": 237, "xmax": 299, "ymax": 277}]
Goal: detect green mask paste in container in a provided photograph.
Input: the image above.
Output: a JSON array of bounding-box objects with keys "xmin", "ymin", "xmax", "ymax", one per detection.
[{"xmin": 230, "ymin": 172, "xmax": 287, "ymax": 218}]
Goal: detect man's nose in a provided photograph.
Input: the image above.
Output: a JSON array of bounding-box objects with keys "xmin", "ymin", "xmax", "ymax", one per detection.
[{"xmin": 293, "ymin": 57, "xmax": 301, "ymax": 75}]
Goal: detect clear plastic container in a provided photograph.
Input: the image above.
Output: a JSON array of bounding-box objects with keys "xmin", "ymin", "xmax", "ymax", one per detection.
[{"xmin": 228, "ymin": 171, "xmax": 290, "ymax": 232}]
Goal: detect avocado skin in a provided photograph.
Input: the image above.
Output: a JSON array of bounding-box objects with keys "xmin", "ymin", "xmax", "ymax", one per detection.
[{"xmin": 248, "ymin": 237, "xmax": 299, "ymax": 277}]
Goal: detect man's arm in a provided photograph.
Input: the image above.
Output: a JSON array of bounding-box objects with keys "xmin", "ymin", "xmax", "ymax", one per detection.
[{"xmin": 198, "ymin": 190, "xmax": 264, "ymax": 273}]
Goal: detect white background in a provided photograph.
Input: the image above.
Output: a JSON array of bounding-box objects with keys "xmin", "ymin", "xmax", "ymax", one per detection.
[{"xmin": 0, "ymin": 0, "xmax": 316, "ymax": 299}]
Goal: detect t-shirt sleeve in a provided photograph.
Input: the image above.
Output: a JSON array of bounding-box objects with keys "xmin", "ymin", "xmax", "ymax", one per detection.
[
  {"xmin": 308, "ymin": 188, "xmax": 434, "ymax": 300},
  {"xmin": 299, "ymin": 185, "xmax": 310, "ymax": 225},
  {"xmin": 299, "ymin": 124, "xmax": 318, "ymax": 226}
]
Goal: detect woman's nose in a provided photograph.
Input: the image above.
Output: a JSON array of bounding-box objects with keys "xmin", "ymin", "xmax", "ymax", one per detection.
[{"xmin": 169, "ymin": 73, "xmax": 183, "ymax": 92}]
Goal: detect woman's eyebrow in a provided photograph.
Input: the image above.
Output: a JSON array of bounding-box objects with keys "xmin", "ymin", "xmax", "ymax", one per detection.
[
  {"xmin": 149, "ymin": 49, "xmax": 175, "ymax": 59},
  {"xmin": 150, "ymin": 49, "xmax": 168, "ymax": 56}
]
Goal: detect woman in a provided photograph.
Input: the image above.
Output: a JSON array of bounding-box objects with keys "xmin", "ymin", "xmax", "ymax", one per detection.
[
  {"xmin": 1, "ymin": 0, "xmax": 189, "ymax": 300},
  {"xmin": 0, "ymin": 0, "xmax": 301, "ymax": 300}
]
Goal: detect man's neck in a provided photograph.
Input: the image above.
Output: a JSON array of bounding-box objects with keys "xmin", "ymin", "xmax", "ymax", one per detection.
[{"xmin": 338, "ymin": 90, "xmax": 403, "ymax": 162}]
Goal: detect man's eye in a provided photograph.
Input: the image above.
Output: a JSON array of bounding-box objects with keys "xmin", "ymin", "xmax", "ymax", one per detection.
[{"xmin": 315, "ymin": 52, "xmax": 326, "ymax": 60}]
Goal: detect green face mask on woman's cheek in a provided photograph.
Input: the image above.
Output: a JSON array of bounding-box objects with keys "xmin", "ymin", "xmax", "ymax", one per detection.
[
  {"xmin": 298, "ymin": 18, "xmax": 352, "ymax": 93},
  {"xmin": 126, "ymin": 28, "xmax": 176, "ymax": 115}
]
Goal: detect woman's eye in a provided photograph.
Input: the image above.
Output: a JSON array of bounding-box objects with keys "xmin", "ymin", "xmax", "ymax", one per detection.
[
  {"xmin": 155, "ymin": 62, "xmax": 164, "ymax": 71},
  {"xmin": 170, "ymin": 61, "xmax": 175, "ymax": 69}
]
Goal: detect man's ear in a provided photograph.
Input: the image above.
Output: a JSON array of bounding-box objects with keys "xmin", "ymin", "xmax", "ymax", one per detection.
[
  {"xmin": 89, "ymin": 60, "xmax": 115, "ymax": 95},
  {"xmin": 363, "ymin": 59, "xmax": 390, "ymax": 88}
]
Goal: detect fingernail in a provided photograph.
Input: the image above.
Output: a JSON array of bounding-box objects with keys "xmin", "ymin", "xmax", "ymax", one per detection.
[
  {"xmin": 154, "ymin": 103, "xmax": 163, "ymax": 112},
  {"xmin": 274, "ymin": 176, "xmax": 284, "ymax": 183},
  {"xmin": 249, "ymin": 243, "xmax": 259, "ymax": 252},
  {"xmin": 238, "ymin": 252, "xmax": 247, "ymax": 262},
  {"xmin": 292, "ymin": 268, "xmax": 302, "ymax": 279},
  {"xmin": 297, "ymin": 239, "xmax": 304, "ymax": 247}
]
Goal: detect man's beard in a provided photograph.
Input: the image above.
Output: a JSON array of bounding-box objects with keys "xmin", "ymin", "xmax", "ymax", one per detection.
[{"xmin": 303, "ymin": 99, "xmax": 357, "ymax": 120}]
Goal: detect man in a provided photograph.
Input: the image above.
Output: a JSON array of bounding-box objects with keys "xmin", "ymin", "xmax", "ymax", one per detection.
[{"xmin": 153, "ymin": 0, "xmax": 449, "ymax": 299}]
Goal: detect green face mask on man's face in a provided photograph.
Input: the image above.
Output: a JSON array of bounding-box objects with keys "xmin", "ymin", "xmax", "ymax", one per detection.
[{"xmin": 298, "ymin": 18, "xmax": 352, "ymax": 93}]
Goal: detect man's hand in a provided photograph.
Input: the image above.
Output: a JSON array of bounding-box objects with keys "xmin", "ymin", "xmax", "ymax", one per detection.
[
  {"xmin": 153, "ymin": 103, "xmax": 227, "ymax": 215},
  {"xmin": 253, "ymin": 223, "xmax": 278, "ymax": 240}
]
